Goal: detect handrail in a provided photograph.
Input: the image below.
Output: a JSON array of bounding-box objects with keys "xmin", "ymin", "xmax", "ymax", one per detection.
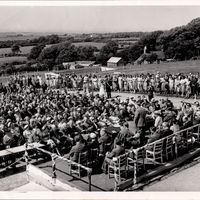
[
  {"xmin": 133, "ymin": 123, "xmax": 200, "ymax": 152},
  {"xmin": 36, "ymin": 146, "xmax": 93, "ymax": 191},
  {"xmin": 36, "ymin": 147, "xmax": 92, "ymax": 173}
]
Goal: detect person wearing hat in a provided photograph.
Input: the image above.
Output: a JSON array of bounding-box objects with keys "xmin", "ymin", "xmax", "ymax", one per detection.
[
  {"xmin": 147, "ymin": 82, "xmax": 155, "ymax": 102},
  {"xmin": 182, "ymin": 102, "xmax": 194, "ymax": 122},
  {"xmin": 23, "ymin": 124, "xmax": 33, "ymax": 143},
  {"xmin": 10, "ymin": 125, "xmax": 25, "ymax": 147},
  {"xmin": 170, "ymin": 119, "xmax": 180, "ymax": 134},
  {"xmin": 182, "ymin": 116, "xmax": 193, "ymax": 130},
  {"xmin": 87, "ymin": 132, "xmax": 99, "ymax": 149},
  {"xmin": 193, "ymin": 101, "xmax": 200, "ymax": 112}
]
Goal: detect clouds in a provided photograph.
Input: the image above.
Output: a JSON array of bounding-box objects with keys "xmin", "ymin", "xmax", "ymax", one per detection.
[{"xmin": 0, "ymin": 6, "xmax": 199, "ymax": 33}]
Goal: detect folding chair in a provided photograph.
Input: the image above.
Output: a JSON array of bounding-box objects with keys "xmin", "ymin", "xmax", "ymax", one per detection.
[
  {"xmin": 164, "ymin": 135, "xmax": 174, "ymax": 161},
  {"xmin": 127, "ymin": 147, "xmax": 146, "ymax": 172},
  {"xmin": 69, "ymin": 151, "xmax": 89, "ymax": 178},
  {"xmin": 146, "ymin": 140, "xmax": 164, "ymax": 165},
  {"xmin": 108, "ymin": 153, "xmax": 128, "ymax": 183}
]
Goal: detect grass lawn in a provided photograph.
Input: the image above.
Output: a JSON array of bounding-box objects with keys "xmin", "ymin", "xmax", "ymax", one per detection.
[
  {"xmin": 0, "ymin": 56, "xmax": 27, "ymax": 64},
  {"xmin": 0, "ymin": 46, "xmax": 34, "ymax": 55},
  {"xmin": 102, "ymin": 60, "xmax": 200, "ymax": 75}
]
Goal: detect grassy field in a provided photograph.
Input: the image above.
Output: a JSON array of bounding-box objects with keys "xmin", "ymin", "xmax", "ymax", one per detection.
[
  {"xmin": 0, "ymin": 34, "xmax": 39, "ymax": 41},
  {"xmin": 0, "ymin": 46, "xmax": 34, "ymax": 55},
  {"xmin": 72, "ymin": 42, "xmax": 106, "ymax": 50},
  {"xmin": 105, "ymin": 60, "xmax": 200, "ymax": 75},
  {"xmin": 0, "ymin": 56, "xmax": 27, "ymax": 64},
  {"xmin": 0, "ymin": 44, "xmax": 53, "ymax": 56}
]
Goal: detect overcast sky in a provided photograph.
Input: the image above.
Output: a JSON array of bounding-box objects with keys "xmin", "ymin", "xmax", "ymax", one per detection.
[{"xmin": 0, "ymin": 6, "xmax": 200, "ymax": 33}]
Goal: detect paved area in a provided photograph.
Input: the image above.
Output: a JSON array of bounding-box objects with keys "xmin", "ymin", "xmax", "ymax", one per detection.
[
  {"xmin": 0, "ymin": 172, "xmax": 28, "ymax": 191},
  {"xmin": 144, "ymin": 162, "xmax": 200, "ymax": 191},
  {"xmin": 112, "ymin": 92, "xmax": 196, "ymax": 107},
  {"xmin": 13, "ymin": 181, "xmax": 50, "ymax": 191},
  {"xmin": 69, "ymin": 91, "xmax": 197, "ymax": 108}
]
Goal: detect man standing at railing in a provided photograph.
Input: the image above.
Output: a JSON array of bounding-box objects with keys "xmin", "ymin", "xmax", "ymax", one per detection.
[{"xmin": 134, "ymin": 101, "xmax": 148, "ymax": 145}]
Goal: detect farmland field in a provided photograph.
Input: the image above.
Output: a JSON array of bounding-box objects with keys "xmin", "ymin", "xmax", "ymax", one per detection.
[
  {"xmin": 0, "ymin": 32, "xmax": 57, "ymax": 41},
  {"xmin": 72, "ymin": 42, "xmax": 106, "ymax": 50},
  {"xmin": 0, "ymin": 44, "xmax": 53, "ymax": 56},
  {"xmin": 93, "ymin": 60, "xmax": 200, "ymax": 76},
  {"xmin": 0, "ymin": 46, "xmax": 34, "ymax": 55},
  {"xmin": 116, "ymin": 60, "xmax": 200, "ymax": 75},
  {"xmin": 111, "ymin": 37, "xmax": 139, "ymax": 41},
  {"xmin": 0, "ymin": 56, "xmax": 27, "ymax": 64},
  {"xmin": 0, "ymin": 35, "xmax": 38, "ymax": 41}
]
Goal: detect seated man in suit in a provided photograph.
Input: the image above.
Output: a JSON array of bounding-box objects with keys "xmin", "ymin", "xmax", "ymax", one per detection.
[
  {"xmin": 98, "ymin": 127, "xmax": 112, "ymax": 155},
  {"xmin": 147, "ymin": 127, "xmax": 161, "ymax": 144},
  {"xmin": 67, "ymin": 135, "xmax": 87, "ymax": 162},
  {"xmin": 159, "ymin": 122, "xmax": 173, "ymax": 138},
  {"xmin": 102, "ymin": 139, "xmax": 125, "ymax": 173}
]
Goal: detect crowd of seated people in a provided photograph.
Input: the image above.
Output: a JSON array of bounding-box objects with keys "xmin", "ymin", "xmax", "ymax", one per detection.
[{"xmin": 0, "ymin": 74, "xmax": 200, "ymax": 172}]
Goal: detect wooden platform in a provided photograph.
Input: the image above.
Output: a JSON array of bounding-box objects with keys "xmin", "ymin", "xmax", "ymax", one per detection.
[{"xmin": 35, "ymin": 147, "xmax": 200, "ymax": 191}]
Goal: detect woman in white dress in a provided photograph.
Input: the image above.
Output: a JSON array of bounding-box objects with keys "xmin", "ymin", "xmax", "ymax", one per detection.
[
  {"xmin": 92, "ymin": 75, "xmax": 98, "ymax": 91},
  {"xmin": 99, "ymin": 79, "xmax": 105, "ymax": 97},
  {"xmin": 169, "ymin": 76, "xmax": 174, "ymax": 94}
]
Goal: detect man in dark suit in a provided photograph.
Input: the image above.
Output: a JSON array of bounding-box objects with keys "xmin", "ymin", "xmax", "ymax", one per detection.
[
  {"xmin": 105, "ymin": 76, "xmax": 112, "ymax": 99},
  {"xmin": 102, "ymin": 139, "xmax": 125, "ymax": 173},
  {"xmin": 134, "ymin": 101, "xmax": 147, "ymax": 145},
  {"xmin": 147, "ymin": 127, "xmax": 161, "ymax": 144},
  {"xmin": 67, "ymin": 135, "xmax": 87, "ymax": 162},
  {"xmin": 98, "ymin": 127, "xmax": 112, "ymax": 155}
]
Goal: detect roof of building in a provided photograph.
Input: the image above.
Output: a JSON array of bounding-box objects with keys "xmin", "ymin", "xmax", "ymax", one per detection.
[
  {"xmin": 107, "ymin": 57, "xmax": 122, "ymax": 63},
  {"xmin": 76, "ymin": 61, "xmax": 95, "ymax": 65},
  {"xmin": 63, "ymin": 61, "xmax": 95, "ymax": 66}
]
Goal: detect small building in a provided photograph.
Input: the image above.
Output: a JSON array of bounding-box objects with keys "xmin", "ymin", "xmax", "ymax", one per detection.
[
  {"xmin": 76, "ymin": 61, "xmax": 95, "ymax": 68},
  {"xmin": 62, "ymin": 61, "xmax": 95, "ymax": 70},
  {"xmin": 69, "ymin": 64, "xmax": 84, "ymax": 70},
  {"xmin": 107, "ymin": 57, "xmax": 125, "ymax": 67}
]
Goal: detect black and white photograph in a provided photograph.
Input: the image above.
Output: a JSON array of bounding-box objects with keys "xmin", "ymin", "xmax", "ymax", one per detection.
[{"xmin": 1, "ymin": 1, "xmax": 200, "ymax": 199}]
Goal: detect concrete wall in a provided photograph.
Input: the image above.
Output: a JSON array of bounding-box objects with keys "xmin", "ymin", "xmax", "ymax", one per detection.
[{"xmin": 28, "ymin": 164, "xmax": 80, "ymax": 191}]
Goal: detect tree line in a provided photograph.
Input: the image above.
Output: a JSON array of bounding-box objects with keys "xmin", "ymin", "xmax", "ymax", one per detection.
[{"xmin": 119, "ymin": 18, "xmax": 200, "ymax": 63}]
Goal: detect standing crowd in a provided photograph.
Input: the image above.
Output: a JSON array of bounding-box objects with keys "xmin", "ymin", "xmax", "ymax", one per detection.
[{"xmin": 39, "ymin": 72, "xmax": 200, "ymax": 99}]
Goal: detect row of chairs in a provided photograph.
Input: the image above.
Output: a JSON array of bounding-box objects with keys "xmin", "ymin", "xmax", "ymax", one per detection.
[
  {"xmin": 68, "ymin": 126, "xmax": 200, "ymax": 184},
  {"xmin": 107, "ymin": 128, "xmax": 200, "ymax": 183}
]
